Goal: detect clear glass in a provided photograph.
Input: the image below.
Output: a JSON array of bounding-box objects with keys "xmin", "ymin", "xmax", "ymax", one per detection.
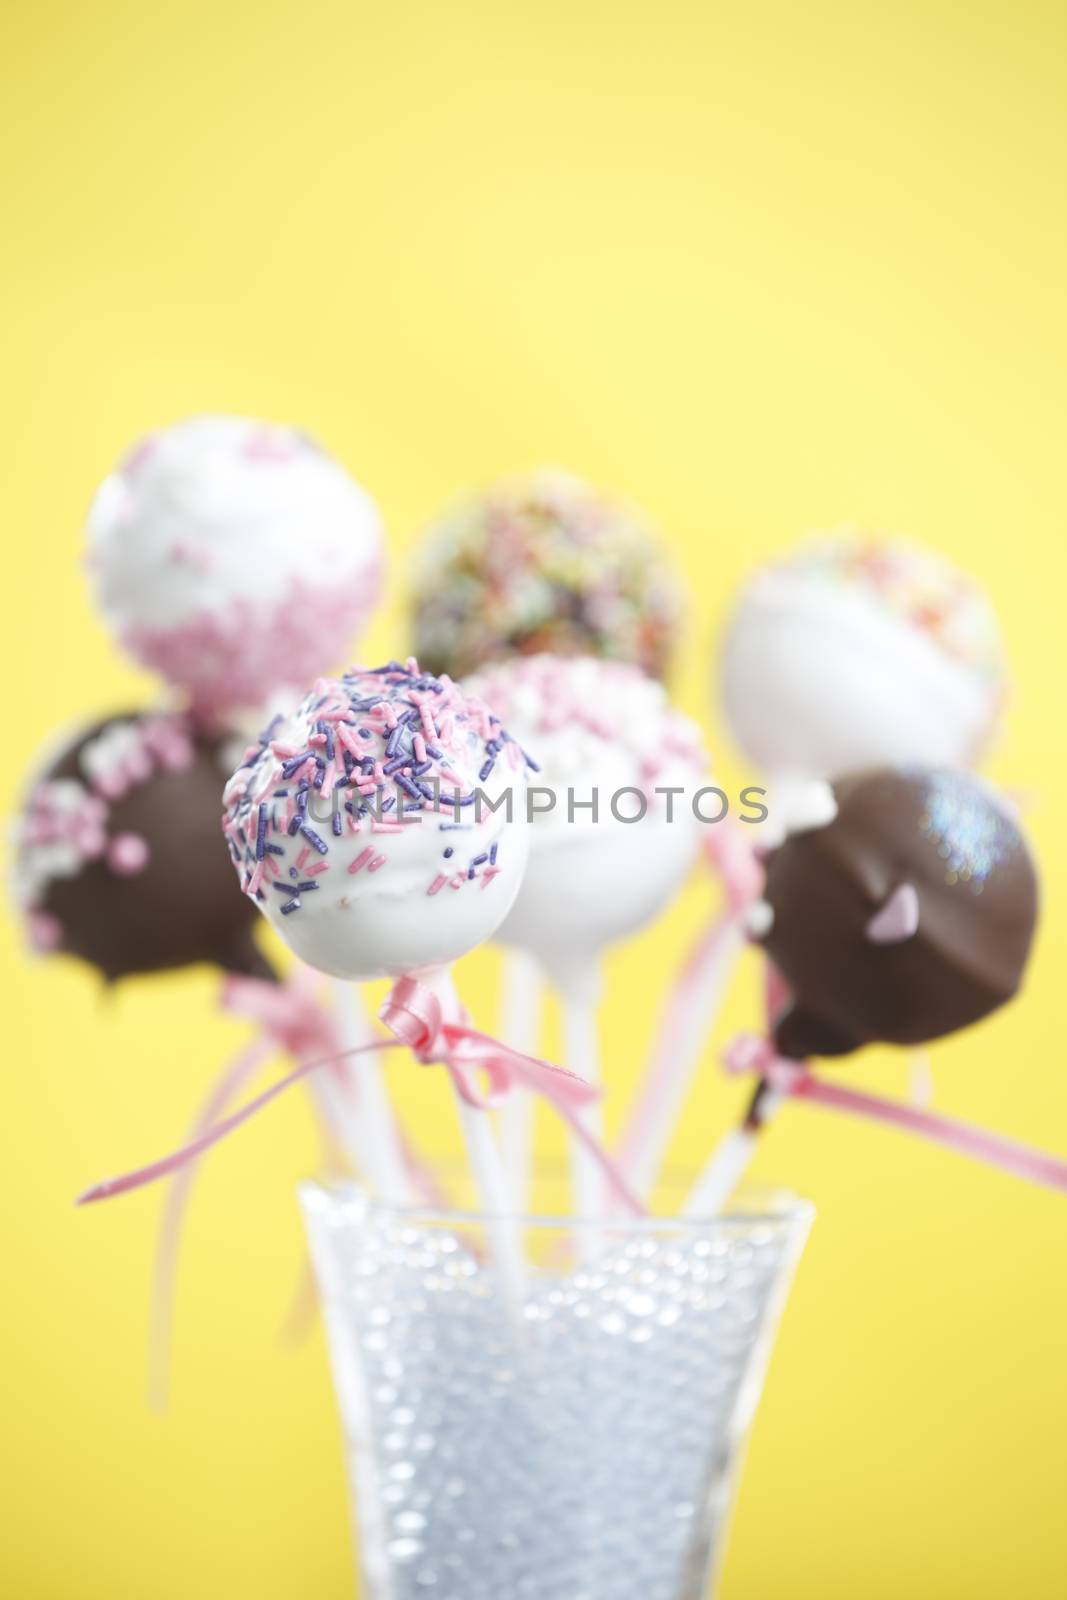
[{"xmin": 301, "ymin": 1183, "xmax": 813, "ymax": 1600}]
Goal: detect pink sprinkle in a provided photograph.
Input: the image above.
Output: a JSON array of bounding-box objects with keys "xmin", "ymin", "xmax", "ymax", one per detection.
[
  {"xmin": 295, "ymin": 846, "xmax": 310, "ymax": 871},
  {"xmin": 245, "ymin": 860, "xmax": 265, "ymax": 896},
  {"xmin": 347, "ymin": 847, "xmax": 375, "ymax": 874},
  {"xmin": 372, "ymin": 821, "xmax": 405, "ymax": 833},
  {"xmin": 270, "ymin": 741, "xmax": 300, "ymax": 759},
  {"xmin": 449, "ymin": 874, "xmax": 465, "ymax": 890},
  {"xmin": 413, "ymin": 733, "xmax": 428, "ymax": 763},
  {"xmin": 420, "ymin": 704, "xmax": 437, "ymax": 740},
  {"xmin": 367, "ymin": 854, "xmax": 387, "ymax": 873},
  {"xmin": 27, "ymin": 910, "xmax": 63, "ymax": 952},
  {"xmin": 305, "ymin": 861, "xmax": 329, "ymax": 877},
  {"xmin": 427, "ymin": 874, "xmax": 447, "ymax": 896},
  {"xmin": 479, "ymin": 864, "xmax": 503, "ymax": 889},
  {"xmin": 264, "ymin": 855, "xmax": 281, "ymax": 878},
  {"xmin": 107, "ymin": 832, "xmax": 150, "ymax": 876}
]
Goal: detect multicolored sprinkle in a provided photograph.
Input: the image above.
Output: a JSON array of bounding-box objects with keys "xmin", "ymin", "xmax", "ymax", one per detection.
[{"xmin": 410, "ymin": 468, "xmax": 683, "ymax": 682}]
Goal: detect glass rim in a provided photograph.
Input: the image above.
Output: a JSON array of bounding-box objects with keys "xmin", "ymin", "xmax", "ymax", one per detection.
[{"xmin": 299, "ymin": 1177, "xmax": 815, "ymax": 1234}]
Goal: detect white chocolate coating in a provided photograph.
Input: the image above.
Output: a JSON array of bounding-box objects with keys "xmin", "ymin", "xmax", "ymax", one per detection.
[
  {"xmin": 87, "ymin": 415, "xmax": 383, "ymax": 718},
  {"xmin": 720, "ymin": 529, "xmax": 1005, "ymax": 780},
  {"xmin": 222, "ymin": 663, "xmax": 530, "ymax": 981},
  {"xmin": 463, "ymin": 655, "xmax": 710, "ymax": 973}
]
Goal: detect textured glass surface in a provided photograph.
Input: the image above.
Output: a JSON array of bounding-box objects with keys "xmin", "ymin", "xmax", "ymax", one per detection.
[{"xmin": 302, "ymin": 1184, "xmax": 812, "ymax": 1600}]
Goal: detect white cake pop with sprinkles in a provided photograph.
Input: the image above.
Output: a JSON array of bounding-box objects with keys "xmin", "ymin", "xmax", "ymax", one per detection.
[
  {"xmin": 720, "ymin": 528, "xmax": 1006, "ymax": 782},
  {"xmin": 463, "ymin": 655, "xmax": 710, "ymax": 973},
  {"xmin": 222, "ymin": 661, "xmax": 531, "ymax": 980},
  {"xmin": 87, "ymin": 414, "xmax": 383, "ymax": 723}
]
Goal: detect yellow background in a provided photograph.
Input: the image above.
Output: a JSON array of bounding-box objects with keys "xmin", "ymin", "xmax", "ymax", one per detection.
[{"xmin": 3, "ymin": 3, "xmax": 1065, "ymax": 1595}]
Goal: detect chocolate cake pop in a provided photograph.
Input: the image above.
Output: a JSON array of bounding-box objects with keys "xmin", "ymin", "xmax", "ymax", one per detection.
[
  {"xmin": 222, "ymin": 660, "xmax": 531, "ymax": 980},
  {"xmin": 410, "ymin": 468, "xmax": 682, "ymax": 682},
  {"xmin": 720, "ymin": 529, "xmax": 1006, "ymax": 781},
  {"xmin": 14, "ymin": 712, "xmax": 265, "ymax": 982},
  {"xmin": 86, "ymin": 415, "xmax": 383, "ymax": 722},
  {"xmin": 756, "ymin": 767, "xmax": 1038, "ymax": 1059}
]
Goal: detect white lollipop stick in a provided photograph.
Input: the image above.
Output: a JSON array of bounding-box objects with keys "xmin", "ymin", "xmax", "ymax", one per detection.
[
  {"xmin": 331, "ymin": 978, "xmax": 410, "ymax": 1205},
  {"xmin": 683, "ymin": 1089, "xmax": 785, "ymax": 1217},
  {"xmin": 428, "ymin": 968, "xmax": 526, "ymax": 1311},
  {"xmin": 618, "ymin": 917, "xmax": 745, "ymax": 1202},
  {"xmin": 497, "ymin": 948, "xmax": 544, "ymax": 1212},
  {"xmin": 552, "ymin": 960, "xmax": 604, "ymax": 1223}
]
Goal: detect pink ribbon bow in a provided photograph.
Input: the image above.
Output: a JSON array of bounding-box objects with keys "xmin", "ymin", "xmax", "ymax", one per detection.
[
  {"xmin": 77, "ymin": 974, "xmax": 643, "ymax": 1216},
  {"xmin": 379, "ymin": 977, "xmax": 644, "ymax": 1215},
  {"xmin": 723, "ymin": 1033, "xmax": 1067, "ymax": 1195}
]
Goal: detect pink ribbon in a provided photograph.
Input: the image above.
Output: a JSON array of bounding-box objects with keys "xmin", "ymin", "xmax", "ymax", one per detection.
[
  {"xmin": 379, "ymin": 977, "xmax": 644, "ymax": 1215},
  {"xmin": 724, "ymin": 1034, "xmax": 1067, "ymax": 1195},
  {"xmin": 78, "ymin": 975, "xmax": 643, "ymax": 1216}
]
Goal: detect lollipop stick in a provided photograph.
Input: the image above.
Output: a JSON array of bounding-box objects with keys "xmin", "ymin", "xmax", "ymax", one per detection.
[
  {"xmin": 431, "ymin": 969, "xmax": 527, "ymax": 1310},
  {"xmin": 618, "ymin": 916, "xmax": 745, "ymax": 1202},
  {"xmin": 683, "ymin": 1083, "xmax": 783, "ymax": 1217},
  {"xmin": 498, "ymin": 948, "xmax": 543, "ymax": 1212},
  {"xmin": 332, "ymin": 979, "xmax": 410, "ymax": 1205},
  {"xmin": 556, "ymin": 963, "xmax": 604, "ymax": 1223}
]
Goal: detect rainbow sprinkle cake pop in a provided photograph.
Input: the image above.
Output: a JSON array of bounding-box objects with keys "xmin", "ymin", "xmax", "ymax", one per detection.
[
  {"xmin": 720, "ymin": 528, "xmax": 1006, "ymax": 781},
  {"xmin": 222, "ymin": 661, "xmax": 532, "ymax": 980},
  {"xmin": 410, "ymin": 468, "xmax": 682, "ymax": 682},
  {"xmin": 86, "ymin": 414, "xmax": 384, "ymax": 723}
]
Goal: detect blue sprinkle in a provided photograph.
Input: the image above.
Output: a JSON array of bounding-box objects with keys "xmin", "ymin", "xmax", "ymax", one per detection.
[{"xmin": 299, "ymin": 824, "xmax": 328, "ymax": 854}]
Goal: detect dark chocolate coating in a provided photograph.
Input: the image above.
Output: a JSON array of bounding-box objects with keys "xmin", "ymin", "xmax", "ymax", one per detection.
[
  {"xmin": 31, "ymin": 714, "xmax": 268, "ymax": 984},
  {"xmin": 759, "ymin": 767, "xmax": 1038, "ymax": 1059}
]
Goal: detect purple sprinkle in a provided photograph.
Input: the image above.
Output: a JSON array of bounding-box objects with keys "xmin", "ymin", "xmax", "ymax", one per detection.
[
  {"xmin": 444, "ymin": 847, "xmax": 454, "ymax": 858},
  {"xmin": 272, "ymin": 881, "xmax": 297, "ymax": 894},
  {"xmin": 395, "ymin": 773, "xmax": 423, "ymax": 801},
  {"xmin": 489, "ymin": 842, "xmax": 498, "ymax": 864},
  {"xmin": 295, "ymin": 880, "xmax": 320, "ymax": 892},
  {"xmin": 382, "ymin": 754, "xmax": 408, "ymax": 775},
  {"xmin": 332, "ymin": 813, "xmax": 343, "ymax": 836},
  {"xmin": 280, "ymin": 898, "xmax": 301, "ymax": 915},
  {"xmin": 281, "ymin": 755, "xmax": 311, "ymax": 779},
  {"xmin": 299, "ymin": 824, "xmax": 328, "ymax": 854},
  {"xmin": 287, "ymin": 815, "xmax": 302, "ymax": 836},
  {"xmin": 411, "ymin": 760, "xmax": 433, "ymax": 777},
  {"xmin": 471, "ymin": 852, "xmax": 489, "ymax": 868},
  {"xmin": 254, "ymin": 804, "xmax": 268, "ymax": 859},
  {"xmin": 478, "ymin": 758, "xmax": 495, "ymax": 782},
  {"xmin": 522, "ymin": 749, "xmax": 540, "ymax": 772},
  {"xmin": 358, "ymin": 728, "xmax": 372, "ymax": 740}
]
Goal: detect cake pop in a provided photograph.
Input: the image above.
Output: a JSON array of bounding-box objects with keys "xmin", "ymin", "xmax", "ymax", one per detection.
[
  {"xmin": 684, "ymin": 766, "xmax": 1045, "ymax": 1217},
  {"xmin": 463, "ymin": 654, "xmax": 710, "ymax": 1216},
  {"xmin": 463, "ymin": 655, "xmax": 709, "ymax": 973},
  {"xmin": 720, "ymin": 529, "xmax": 1006, "ymax": 783},
  {"xmin": 410, "ymin": 468, "xmax": 682, "ymax": 682},
  {"xmin": 86, "ymin": 414, "xmax": 383, "ymax": 723},
  {"xmin": 222, "ymin": 660, "xmax": 531, "ymax": 980},
  {"xmin": 757, "ymin": 766, "xmax": 1038, "ymax": 1059},
  {"xmin": 14, "ymin": 710, "xmax": 266, "ymax": 982}
]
